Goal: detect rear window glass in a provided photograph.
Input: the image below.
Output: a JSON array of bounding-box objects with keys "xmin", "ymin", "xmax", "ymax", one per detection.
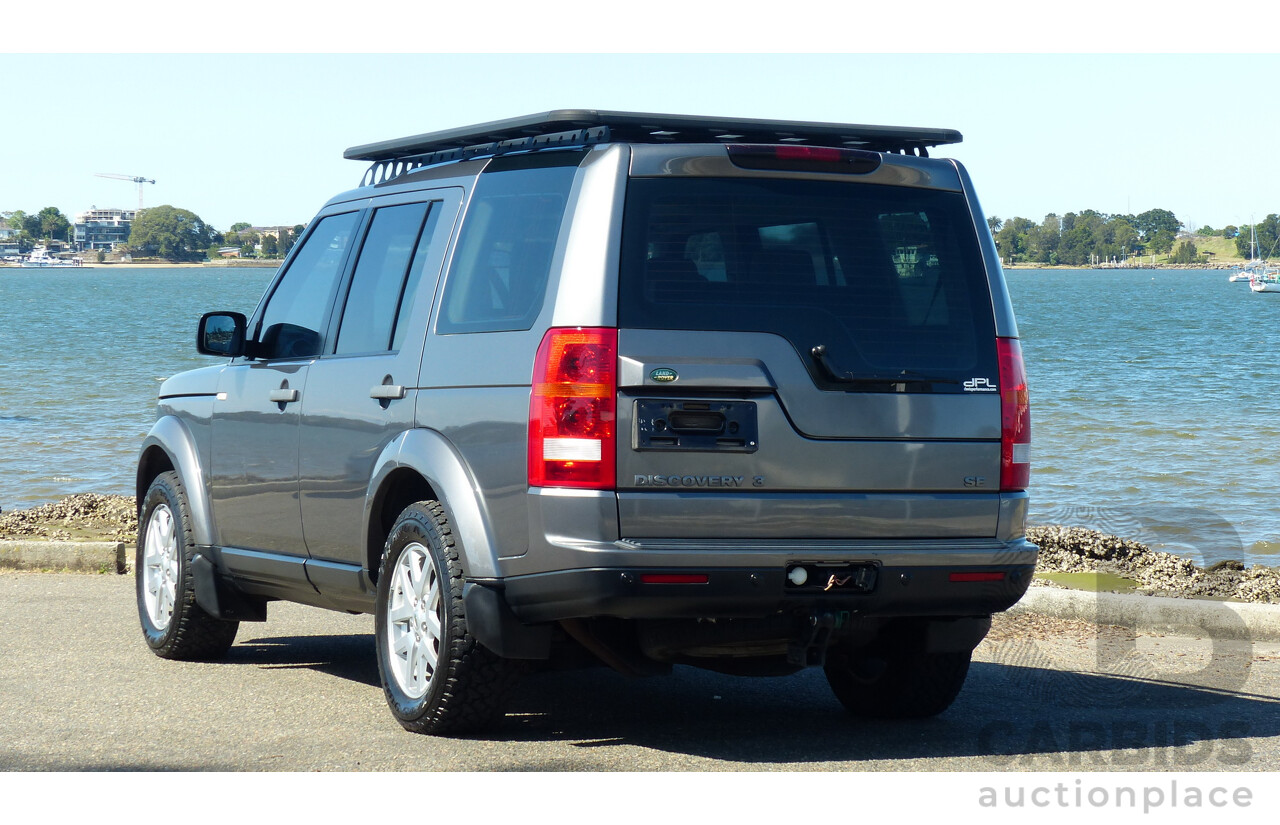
[{"xmin": 618, "ymin": 178, "xmax": 996, "ymax": 389}]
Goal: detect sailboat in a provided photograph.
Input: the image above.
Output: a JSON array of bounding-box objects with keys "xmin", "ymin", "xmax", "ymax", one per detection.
[{"xmin": 1232, "ymin": 224, "xmax": 1280, "ymax": 291}]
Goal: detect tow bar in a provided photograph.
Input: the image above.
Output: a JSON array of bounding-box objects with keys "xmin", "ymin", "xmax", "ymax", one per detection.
[{"xmin": 787, "ymin": 609, "xmax": 850, "ymax": 667}]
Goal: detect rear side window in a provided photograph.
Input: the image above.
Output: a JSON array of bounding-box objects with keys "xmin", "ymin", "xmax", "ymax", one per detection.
[
  {"xmin": 619, "ymin": 177, "xmax": 996, "ymax": 389},
  {"xmin": 436, "ymin": 155, "xmax": 580, "ymax": 334}
]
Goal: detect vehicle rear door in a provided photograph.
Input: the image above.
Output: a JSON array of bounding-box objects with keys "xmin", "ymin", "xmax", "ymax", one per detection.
[
  {"xmin": 615, "ymin": 172, "xmax": 1003, "ymax": 540},
  {"xmin": 297, "ymin": 190, "xmax": 461, "ymax": 582}
]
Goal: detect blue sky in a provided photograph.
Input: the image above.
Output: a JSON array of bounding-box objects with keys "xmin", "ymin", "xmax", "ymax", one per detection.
[{"xmin": 6, "ymin": 12, "xmax": 1280, "ymax": 234}]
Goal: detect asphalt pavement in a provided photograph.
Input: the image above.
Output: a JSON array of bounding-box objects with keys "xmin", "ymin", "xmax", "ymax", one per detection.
[{"xmin": 2, "ymin": 571, "xmax": 1279, "ymax": 772}]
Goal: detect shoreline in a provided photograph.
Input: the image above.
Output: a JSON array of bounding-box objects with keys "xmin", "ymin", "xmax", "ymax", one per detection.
[
  {"xmin": 0, "ymin": 260, "xmax": 279, "ymax": 269},
  {"xmin": 1004, "ymin": 262, "xmax": 1242, "ymax": 270}
]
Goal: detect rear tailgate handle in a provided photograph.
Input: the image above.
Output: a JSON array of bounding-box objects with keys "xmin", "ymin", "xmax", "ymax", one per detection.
[
  {"xmin": 268, "ymin": 388, "xmax": 299, "ymax": 403},
  {"xmin": 667, "ymin": 410, "xmax": 725, "ymax": 433},
  {"xmin": 370, "ymin": 384, "xmax": 406, "ymax": 400}
]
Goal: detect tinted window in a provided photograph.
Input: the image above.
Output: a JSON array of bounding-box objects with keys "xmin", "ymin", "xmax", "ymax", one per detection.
[
  {"xmin": 391, "ymin": 206, "xmax": 443, "ymax": 351},
  {"xmin": 335, "ymin": 202, "xmax": 431, "ymax": 355},
  {"xmin": 619, "ymin": 178, "xmax": 996, "ymax": 389},
  {"xmin": 436, "ymin": 157, "xmax": 579, "ymax": 334},
  {"xmin": 257, "ymin": 212, "xmax": 359, "ymax": 359}
]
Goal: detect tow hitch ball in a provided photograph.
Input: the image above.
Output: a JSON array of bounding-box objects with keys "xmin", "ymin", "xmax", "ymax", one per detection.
[{"xmin": 787, "ymin": 610, "xmax": 849, "ymax": 667}]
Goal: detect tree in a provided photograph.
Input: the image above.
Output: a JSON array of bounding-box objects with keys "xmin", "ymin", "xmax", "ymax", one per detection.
[
  {"xmin": 229, "ymin": 221, "xmax": 252, "ymax": 233},
  {"xmin": 1197, "ymin": 225, "xmax": 1217, "ymax": 236},
  {"xmin": 127, "ymin": 205, "xmax": 214, "ymax": 261},
  {"xmin": 9, "ymin": 210, "xmax": 41, "ymax": 236},
  {"xmin": 37, "ymin": 206, "xmax": 71, "ymax": 241},
  {"xmin": 1224, "ymin": 225, "xmax": 1239, "ymax": 239},
  {"xmin": 1169, "ymin": 240, "xmax": 1203, "ymax": 264},
  {"xmin": 1149, "ymin": 229, "xmax": 1176, "ymax": 255},
  {"xmin": 987, "ymin": 216, "xmax": 1002, "ymax": 233},
  {"xmin": 1134, "ymin": 208, "xmax": 1181, "ymax": 239},
  {"xmin": 1110, "ymin": 217, "xmax": 1140, "ymax": 258},
  {"xmin": 994, "ymin": 217, "xmax": 1033, "ymax": 263},
  {"xmin": 261, "ymin": 234, "xmax": 279, "ymax": 257},
  {"xmin": 1235, "ymin": 216, "xmax": 1280, "ymax": 260}
]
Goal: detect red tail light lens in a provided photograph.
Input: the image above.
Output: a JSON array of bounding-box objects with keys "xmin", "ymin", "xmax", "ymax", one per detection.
[
  {"xmin": 949, "ymin": 571, "xmax": 1008, "ymax": 583},
  {"xmin": 529, "ymin": 327, "xmax": 617, "ymax": 490},
  {"xmin": 997, "ymin": 337, "xmax": 1031, "ymax": 491}
]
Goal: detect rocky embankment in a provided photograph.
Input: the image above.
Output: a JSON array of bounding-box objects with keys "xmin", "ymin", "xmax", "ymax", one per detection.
[
  {"xmin": 0, "ymin": 494, "xmax": 136, "ymax": 543},
  {"xmin": 1028, "ymin": 525, "xmax": 1280, "ymax": 604}
]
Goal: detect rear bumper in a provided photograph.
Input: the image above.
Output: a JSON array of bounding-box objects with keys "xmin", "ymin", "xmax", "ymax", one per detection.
[{"xmin": 488, "ymin": 542, "xmax": 1036, "ymax": 624}]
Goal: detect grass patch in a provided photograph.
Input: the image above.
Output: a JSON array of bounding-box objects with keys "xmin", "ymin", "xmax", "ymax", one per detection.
[
  {"xmin": 1188, "ymin": 234, "xmax": 1246, "ymax": 264},
  {"xmin": 1035, "ymin": 571, "xmax": 1141, "ymax": 593}
]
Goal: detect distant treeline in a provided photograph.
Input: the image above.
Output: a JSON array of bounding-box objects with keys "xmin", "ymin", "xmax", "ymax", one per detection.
[
  {"xmin": 3, "ymin": 205, "xmax": 303, "ymax": 262},
  {"xmin": 988, "ymin": 209, "xmax": 1280, "ymax": 265}
]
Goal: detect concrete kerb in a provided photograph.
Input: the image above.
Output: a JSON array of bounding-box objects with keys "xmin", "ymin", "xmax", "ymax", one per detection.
[
  {"xmin": 1013, "ymin": 586, "xmax": 1280, "ymax": 643},
  {"xmin": 0, "ymin": 540, "xmax": 128, "ymax": 574}
]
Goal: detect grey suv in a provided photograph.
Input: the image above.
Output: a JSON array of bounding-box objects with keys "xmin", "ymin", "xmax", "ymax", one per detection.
[{"xmin": 135, "ymin": 110, "xmax": 1035, "ymax": 735}]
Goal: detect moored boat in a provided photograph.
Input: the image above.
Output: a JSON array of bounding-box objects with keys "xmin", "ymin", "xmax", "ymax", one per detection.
[
  {"xmin": 1250, "ymin": 272, "xmax": 1280, "ymax": 293},
  {"xmin": 17, "ymin": 245, "xmax": 83, "ymax": 268}
]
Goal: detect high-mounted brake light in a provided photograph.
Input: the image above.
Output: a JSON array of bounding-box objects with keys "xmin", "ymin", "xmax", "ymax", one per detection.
[
  {"xmin": 997, "ymin": 337, "xmax": 1031, "ymax": 491},
  {"xmin": 529, "ymin": 327, "xmax": 617, "ymax": 490},
  {"xmin": 726, "ymin": 144, "xmax": 882, "ymax": 174}
]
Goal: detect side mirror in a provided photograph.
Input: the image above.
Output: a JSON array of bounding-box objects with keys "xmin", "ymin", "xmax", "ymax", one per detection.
[{"xmin": 197, "ymin": 312, "xmax": 247, "ymax": 357}]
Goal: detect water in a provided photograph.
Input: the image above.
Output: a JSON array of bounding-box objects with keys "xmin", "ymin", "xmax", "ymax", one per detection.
[
  {"xmin": 1008, "ymin": 268, "xmax": 1280, "ymax": 566},
  {"xmin": 0, "ymin": 267, "xmax": 275, "ymax": 507},
  {"xmin": 1, "ymin": 265, "xmax": 1277, "ymax": 565}
]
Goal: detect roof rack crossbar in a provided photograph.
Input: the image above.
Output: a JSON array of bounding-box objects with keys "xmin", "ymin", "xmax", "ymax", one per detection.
[{"xmin": 358, "ymin": 125, "xmax": 611, "ymax": 188}]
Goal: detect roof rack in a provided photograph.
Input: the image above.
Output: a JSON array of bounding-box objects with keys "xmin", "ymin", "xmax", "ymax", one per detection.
[{"xmin": 346, "ymin": 110, "xmax": 962, "ymax": 188}]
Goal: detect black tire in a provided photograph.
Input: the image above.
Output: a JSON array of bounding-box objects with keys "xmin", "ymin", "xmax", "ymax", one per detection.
[
  {"xmin": 824, "ymin": 648, "xmax": 971, "ymax": 719},
  {"xmin": 374, "ymin": 500, "xmax": 522, "ymax": 735},
  {"xmin": 136, "ymin": 471, "xmax": 239, "ymax": 660}
]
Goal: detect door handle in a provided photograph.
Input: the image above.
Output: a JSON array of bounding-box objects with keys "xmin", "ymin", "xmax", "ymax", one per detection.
[
  {"xmin": 269, "ymin": 388, "xmax": 299, "ymax": 403},
  {"xmin": 370, "ymin": 384, "xmax": 406, "ymax": 400}
]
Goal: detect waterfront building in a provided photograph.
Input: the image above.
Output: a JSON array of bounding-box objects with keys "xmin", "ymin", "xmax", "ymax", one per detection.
[
  {"xmin": 250, "ymin": 225, "xmax": 295, "ymax": 240},
  {"xmin": 73, "ymin": 207, "xmax": 137, "ymax": 251}
]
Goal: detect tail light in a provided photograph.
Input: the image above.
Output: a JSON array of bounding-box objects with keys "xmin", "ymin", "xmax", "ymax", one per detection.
[
  {"xmin": 529, "ymin": 327, "xmax": 617, "ymax": 490},
  {"xmin": 997, "ymin": 337, "xmax": 1031, "ymax": 491}
]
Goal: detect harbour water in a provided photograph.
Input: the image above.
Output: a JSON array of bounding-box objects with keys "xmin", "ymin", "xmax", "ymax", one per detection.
[{"xmin": 1, "ymin": 265, "xmax": 1277, "ymax": 566}]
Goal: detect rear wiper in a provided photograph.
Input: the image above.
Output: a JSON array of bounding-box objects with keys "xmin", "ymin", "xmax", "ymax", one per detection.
[{"xmin": 810, "ymin": 344, "xmax": 959, "ymax": 386}]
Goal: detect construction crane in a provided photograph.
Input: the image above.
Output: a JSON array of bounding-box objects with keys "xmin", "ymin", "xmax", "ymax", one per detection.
[{"xmin": 94, "ymin": 173, "xmax": 156, "ymax": 211}]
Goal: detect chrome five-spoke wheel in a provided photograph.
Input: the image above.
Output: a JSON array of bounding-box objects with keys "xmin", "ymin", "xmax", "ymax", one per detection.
[
  {"xmin": 142, "ymin": 502, "xmax": 180, "ymax": 632},
  {"xmin": 384, "ymin": 541, "xmax": 444, "ymax": 699}
]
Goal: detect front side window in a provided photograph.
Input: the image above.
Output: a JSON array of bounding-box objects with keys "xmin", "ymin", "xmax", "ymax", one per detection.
[{"xmin": 256, "ymin": 212, "xmax": 359, "ymax": 359}]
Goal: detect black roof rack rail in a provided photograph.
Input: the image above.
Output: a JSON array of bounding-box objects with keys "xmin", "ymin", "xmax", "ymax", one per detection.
[{"xmin": 346, "ymin": 110, "xmax": 962, "ymax": 187}]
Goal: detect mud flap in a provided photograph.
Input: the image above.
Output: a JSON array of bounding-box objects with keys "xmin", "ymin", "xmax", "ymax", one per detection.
[
  {"xmin": 192, "ymin": 553, "xmax": 268, "ymax": 622},
  {"xmin": 923, "ymin": 616, "xmax": 992, "ymax": 653},
  {"xmin": 463, "ymin": 581, "xmax": 553, "ymax": 659}
]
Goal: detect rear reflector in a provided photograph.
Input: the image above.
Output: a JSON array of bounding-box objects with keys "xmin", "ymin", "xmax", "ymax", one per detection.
[
  {"xmin": 997, "ymin": 337, "xmax": 1031, "ymax": 491},
  {"xmin": 949, "ymin": 572, "xmax": 1007, "ymax": 583},
  {"xmin": 529, "ymin": 327, "xmax": 617, "ymax": 490},
  {"xmin": 727, "ymin": 144, "xmax": 882, "ymax": 174},
  {"xmin": 640, "ymin": 573, "xmax": 710, "ymax": 584}
]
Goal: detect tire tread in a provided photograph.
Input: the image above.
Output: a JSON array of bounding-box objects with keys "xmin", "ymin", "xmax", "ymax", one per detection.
[{"xmin": 137, "ymin": 471, "xmax": 238, "ymax": 661}]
